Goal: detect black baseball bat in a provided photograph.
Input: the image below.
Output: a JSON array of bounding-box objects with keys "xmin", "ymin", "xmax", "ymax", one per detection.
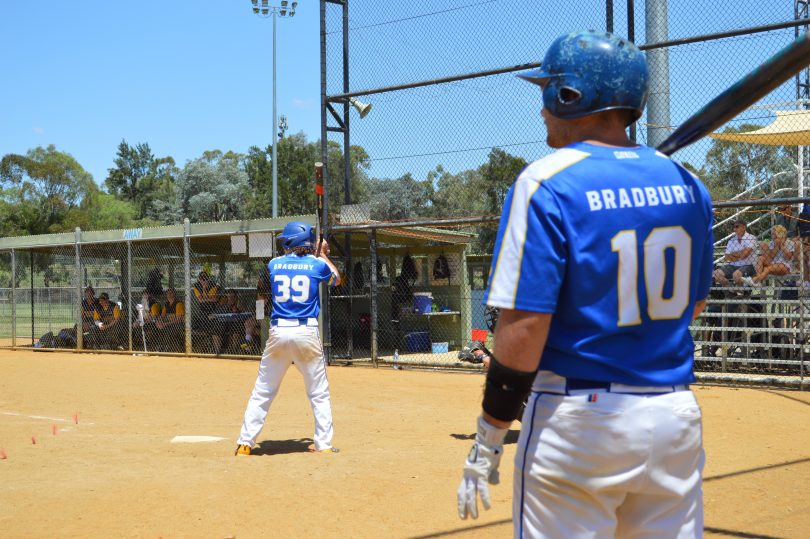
[
  {"xmin": 657, "ymin": 31, "xmax": 810, "ymax": 156},
  {"xmin": 314, "ymin": 161, "xmax": 325, "ymax": 256}
]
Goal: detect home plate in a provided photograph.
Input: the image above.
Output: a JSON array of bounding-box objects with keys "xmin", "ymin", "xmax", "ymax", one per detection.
[{"xmin": 170, "ymin": 436, "xmax": 227, "ymax": 443}]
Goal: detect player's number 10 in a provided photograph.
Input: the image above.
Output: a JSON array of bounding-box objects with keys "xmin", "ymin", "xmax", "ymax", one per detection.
[{"xmin": 611, "ymin": 226, "xmax": 691, "ymax": 326}]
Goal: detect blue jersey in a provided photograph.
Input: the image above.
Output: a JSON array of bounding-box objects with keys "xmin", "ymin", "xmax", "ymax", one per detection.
[
  {"xmin": 485, "ymin": 142, "xmax": 714, "ymax": 386},
  {"xmin": 268, "ymin": 253, "xmax": 337, "ymax": 319}
]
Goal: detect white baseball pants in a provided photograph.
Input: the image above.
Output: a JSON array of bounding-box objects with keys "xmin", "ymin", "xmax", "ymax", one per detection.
[
  {"xmin": 238, "ymin": 323, "xmax": 334, "ymax": 450},
  {"xmin": 514, "ymin": 390, "xmax": 704, "ymax": 539}
]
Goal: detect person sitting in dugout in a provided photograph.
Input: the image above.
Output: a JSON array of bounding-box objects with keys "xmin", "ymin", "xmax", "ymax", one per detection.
[
  {"xmin": 133, "ymin": 288, "xmax": 162, "ymax": 351},
  {"xmin": 192, "ymin": 271, "xmax": 222, "ymax": 353},
  {"xmin": 213, "ymin": 289, "xmax": 248, "ymax": 354},
  {"xmin": 89, "ymin": 292, "xmax": 125, "ymax": 350},
  {"xmin": 81, "ymin": 286, "xmax": 99, "ymax": 333},
  {"xmin": 154, "ymin": 287, "xmax": 186, "ymax": 352}
]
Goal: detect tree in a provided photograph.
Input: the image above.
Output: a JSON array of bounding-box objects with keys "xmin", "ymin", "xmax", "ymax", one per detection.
[
  {"xmin": 476, "ymin": 148, "xmax": 527, "ymax": 253},
  {"xmin": 429, "ymin": 165, "xmax": 487, "ymax": 218},
  {"xmin": 702, "ymin": 125, "xmax": 796, "ymax": 202},
  {"xmin": 61, "ymin": 191, "xmax": 154, "ymax": 231},
  {"xmin": 105, "ymin": 140, "xmax": 176, "ymax": 220},
  {"xmin": 171, "ymin": 151, "xmax": 250, "ymax": 222},
  {"xmin": 0, "ymin": 145, "xmax": 96, "ymax": 235},
  {"xmin": 365, "ymin": 172, "xmax": 434, "ymax": 221}
]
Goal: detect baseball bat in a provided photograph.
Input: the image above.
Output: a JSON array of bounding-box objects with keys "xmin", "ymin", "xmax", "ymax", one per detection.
[
  {"xmin": 656, "ymin": 31, "xmax": 810, "ymax": 156},
  {"xmin": 314, "ymin": 161, "xmax": 325, "ymax": 256}
]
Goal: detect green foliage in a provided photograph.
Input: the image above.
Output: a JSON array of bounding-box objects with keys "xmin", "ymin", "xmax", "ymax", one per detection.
[
  {"xmin": 105, "ymin": 140, "xmax": 177, "ymax": 221},
  {"xmin": 173, "ymin": 152, "xmax": 250, "ymax": 222},
  {"xmin": 702, "ymin": 125, "xmax": 795, "ymax": 201},
  {"xmin": 0, "ymin": 145, "xmax": 96, "ymax": 235},
  {"xmin": 428, "ymin": 165, "xmax": 487, "ymax": 218},
  {"xmin": 365, "ymin": 172, "xmax": 434, "ymax": 221},
  {"xmin": 61, "ymin": 191, "xmax": 156, "ymax": 231}
]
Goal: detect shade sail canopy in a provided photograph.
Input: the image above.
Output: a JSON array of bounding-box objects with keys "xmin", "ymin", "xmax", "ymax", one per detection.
[{"xmin": 709, "ymin": 109, "xmax": 810, "ymax": 145}]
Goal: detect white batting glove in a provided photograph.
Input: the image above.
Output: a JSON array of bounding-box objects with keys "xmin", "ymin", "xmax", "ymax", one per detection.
[{"xmin": 457, "ymin": 416, "xmax": 508, "ymax": 520}]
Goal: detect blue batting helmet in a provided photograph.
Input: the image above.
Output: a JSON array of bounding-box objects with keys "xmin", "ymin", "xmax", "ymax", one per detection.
[
  {"xmin": 518, "ymin": 30, "xmax": 649, "ymax": 125},
  {"xmin": 279, "ymin": 221, "xmax": 315, "ymax": 250}
]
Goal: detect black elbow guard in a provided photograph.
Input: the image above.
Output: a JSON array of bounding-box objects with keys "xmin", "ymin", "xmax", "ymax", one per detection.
[{"xmin": 482, "ymin": 356, "xmax": 535, "ymax": 422}]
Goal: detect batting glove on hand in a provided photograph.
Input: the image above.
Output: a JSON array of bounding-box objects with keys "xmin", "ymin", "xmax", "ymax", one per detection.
[{"xmin": 457, "ymin": 416, "xmax": 508, "ymax": 520}]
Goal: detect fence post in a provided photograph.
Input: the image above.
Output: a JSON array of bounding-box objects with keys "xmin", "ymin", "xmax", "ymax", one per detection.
[
  {"xmin": 127, "ymin": 241, "xmax": 133, "ymax": 352},
  {"xmin": 10, "ymin": 249, "xmax": 15, "ymax": 348},
  {"xmin": 183, "ymin": 219, "xmax": 192, "ymax": 355},
  {"xmin": 29, "ymin": 251, "xmax": 34, "ymax": 346},
  {"xmin": 75, "ymin": 228, "xmax": 83, "ymax": 350},
  {"xmin": 370, "ymin": 228, "xmax": 378, "ymax": 366}
]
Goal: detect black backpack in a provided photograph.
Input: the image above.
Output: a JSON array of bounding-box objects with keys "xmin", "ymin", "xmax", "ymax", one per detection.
[{"xmin": 433, "ymin": 254, "xmax": 451, "ymax": 283}]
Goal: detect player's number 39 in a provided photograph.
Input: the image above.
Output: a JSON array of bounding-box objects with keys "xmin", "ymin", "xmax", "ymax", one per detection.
[
  {"xmin": 274, "ymin": 275, "xmax": 311, "ymax": 303},
  {"xmin": 611, "ymin": 226, "xmax": 691, "ymax": 326}
]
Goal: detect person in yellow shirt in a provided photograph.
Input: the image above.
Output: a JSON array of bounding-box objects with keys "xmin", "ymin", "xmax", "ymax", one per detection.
[
  {"xmin": 155, "ymin": 287, "xmax": 186, "ymax": 352},
  {"xmin": 193, "ymin": 271, "xmax": 221, "ymax": 353},
  {"xmin": 133, "ymin": 289, "xmax": 163, "ymax": 351},
  {"xmin": 91, "ymin": 292, "xmax": 124, "ymax": 350}
]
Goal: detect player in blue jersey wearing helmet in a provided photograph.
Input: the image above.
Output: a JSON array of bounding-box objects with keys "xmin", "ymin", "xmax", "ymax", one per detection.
[
  {"xmin": 457, "ymin": 30, "xmax": 713, "ymax": 537},
  {"xmin": 235, "ymin": 221, "xmax": 342, "ymax": 455}
]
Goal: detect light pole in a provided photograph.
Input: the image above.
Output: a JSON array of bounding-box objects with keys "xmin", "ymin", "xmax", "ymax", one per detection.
[{"xmin": 251, "ymin": 0, "xmax": 297, "ymax": 218}]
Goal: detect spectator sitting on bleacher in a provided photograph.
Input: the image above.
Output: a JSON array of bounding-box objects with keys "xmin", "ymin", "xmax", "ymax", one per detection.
[
  {"xmin": 154, "ymin": 287, "xmax": 185, "ymax": 352},
  {"xmin": 775, "ymin": 204, "xmax": 800, "ymax": 240},
  {"xmin": 713, "ymin": 220, "xmax": 758, "ymax": 287},
  {"xmin": 89, "ymin": 292, "xmax": 125, "ymax": 350},
  {"xmin": 744, "ymin": 224, "xmax": 794, "ymax": 286}
]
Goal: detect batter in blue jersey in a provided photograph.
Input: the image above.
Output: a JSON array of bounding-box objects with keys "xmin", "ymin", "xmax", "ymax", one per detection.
[
  {"xmin": 236, "ymin": 221, "xmax": 342, "ymax": 456},
  {"xmin": 457, "ymin": 31, "xmax": 713, "ymax": 538}
]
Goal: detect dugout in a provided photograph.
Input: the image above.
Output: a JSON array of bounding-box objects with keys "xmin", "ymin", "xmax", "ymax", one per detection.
[
  {"xmin": 0, "ymin": 216, "xmax": 313, "ymax": 357},
  {"xmin": 325, "ymin": 219, "xmax": 477, "ymax": 367}
]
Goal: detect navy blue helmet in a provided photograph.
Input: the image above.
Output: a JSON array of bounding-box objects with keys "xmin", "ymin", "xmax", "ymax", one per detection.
[
  {"xmin": 518, "ymin": 30, "xmax": 649, "ymax": 125},
  {"xmin": 279, "ymin": 221, "xmax": 315, "ymax": 250}
]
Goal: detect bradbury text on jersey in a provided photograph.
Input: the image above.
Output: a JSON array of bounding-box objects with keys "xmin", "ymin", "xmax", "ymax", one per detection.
[{"xmin": 586, "ymin": 184, "xmax": 698, "ymax": 212}]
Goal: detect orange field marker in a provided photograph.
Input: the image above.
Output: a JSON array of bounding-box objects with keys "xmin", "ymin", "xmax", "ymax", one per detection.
[
  {"xmin": 31, "ymin": 436, "xmax": 37, "ymax": 445},
  {"xmin": 73, "ymin": 412, "xmax": 79, "ymax": 425},
  {"xmin": 52, "ymin": 424, "xmax": 59, "ymax": 435},
  {"xmin": 0, "ymin": 448, "xmax": 7, "ymax": 459}
]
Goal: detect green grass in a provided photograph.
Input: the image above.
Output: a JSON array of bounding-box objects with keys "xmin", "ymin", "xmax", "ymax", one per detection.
[{"xmin": 0, "ymin": 304, "xmax": 77, "ymax": 339}]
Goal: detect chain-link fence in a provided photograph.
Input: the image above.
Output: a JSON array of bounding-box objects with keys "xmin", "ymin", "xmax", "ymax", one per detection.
[
  {"xmin": 0, "ymin": 218, "xmax": 300, "ymax": 358},
  {"xmin": 316, "ymin": 2, "xmax": 810, "ymax": 388},
  {"xmin": 322, "ymin": 1, "xmax": 809, "ymax": 228},
  {"xmin": 692, "ymin": 198, "xmax": 810, "ymax": 386},
  {"xmin": 322, "ymin": 198, "xmax": 810, "ymax": 387},
  {"xmin": 4, "ymin": 202, "xmax": 810, "ymax": 387},
  {"xmin": 324, "ymin": 220, "xmax": 492, "ymax": 368}
]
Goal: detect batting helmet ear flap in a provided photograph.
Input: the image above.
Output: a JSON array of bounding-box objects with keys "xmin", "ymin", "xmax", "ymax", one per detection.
[{"xmin": 557, "ymin": 86, "xmax": 583, "ymax": 107}]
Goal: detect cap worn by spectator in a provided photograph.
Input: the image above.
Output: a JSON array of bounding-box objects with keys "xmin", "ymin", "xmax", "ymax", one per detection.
[{"xmin": 99, "ymin": 292, "xmax": 110, "ymax": 300}]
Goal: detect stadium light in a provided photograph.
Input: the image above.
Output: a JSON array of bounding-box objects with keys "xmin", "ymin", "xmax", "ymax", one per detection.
[{"xmin": 249, "ymin": 0, "xmax": 297, "ymax": 218}]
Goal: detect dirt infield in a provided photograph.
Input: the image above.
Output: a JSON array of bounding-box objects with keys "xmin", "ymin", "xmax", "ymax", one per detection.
[{"xmin": 1, "ymin": 351, "xmax": 809, "ymax": 538}]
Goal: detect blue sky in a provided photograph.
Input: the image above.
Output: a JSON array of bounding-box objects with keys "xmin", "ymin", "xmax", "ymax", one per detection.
[
  {"xmin": 0, "ymin": 1, "xmax": 321, "ymax": 185},
  {"xmin": 0, "ymin": 1, "xmax": 801, "ymax": 190}
]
